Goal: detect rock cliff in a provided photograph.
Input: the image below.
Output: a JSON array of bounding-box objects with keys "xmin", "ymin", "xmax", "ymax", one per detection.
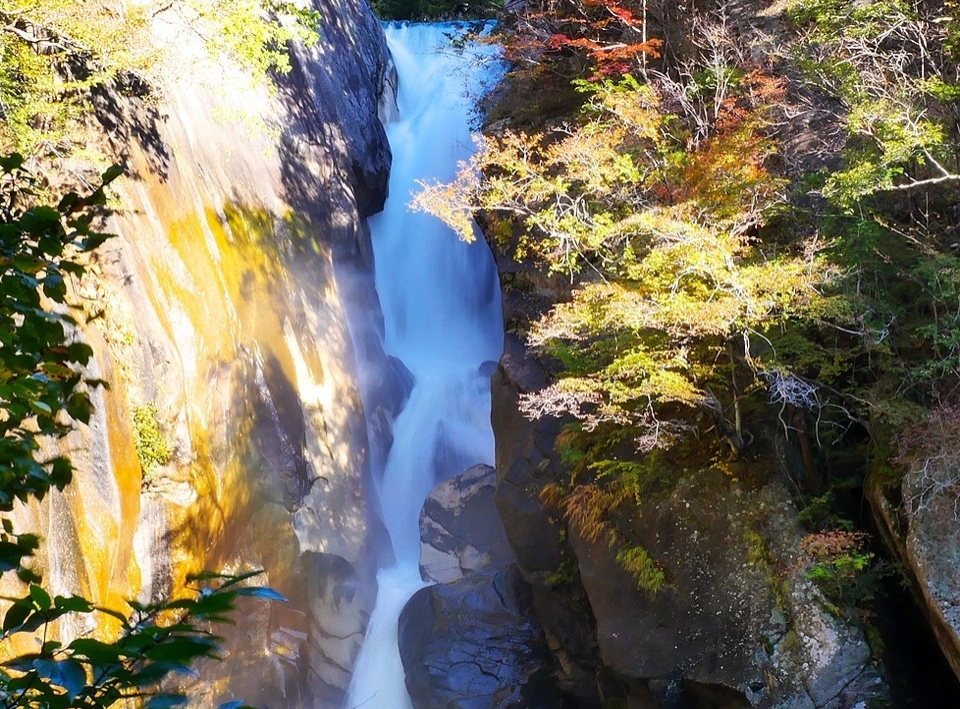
[
  {"xmin": 400, "ymin": 466, "xmax": 557, "ymax": 709},
  {"xmin": 8, "ymin": 1, "xmax": 395, "ymax": 706}
]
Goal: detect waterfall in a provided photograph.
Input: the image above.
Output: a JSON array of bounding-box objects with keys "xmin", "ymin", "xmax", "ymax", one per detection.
[{"xmin": 344, "ymin": 23, "xmax": 503, "ymax": 709}]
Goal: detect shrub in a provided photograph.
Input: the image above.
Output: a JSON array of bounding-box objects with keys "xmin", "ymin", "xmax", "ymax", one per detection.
[{"xmin": 133, "ymin": 404, "xmax": 173, "ymax": 480}]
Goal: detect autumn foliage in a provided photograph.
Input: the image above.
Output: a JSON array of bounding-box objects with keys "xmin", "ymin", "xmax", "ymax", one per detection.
[
  {"xmin": 416, "ymin": 11, "xmax": 843, "ymax": 459},
  {"xmin": 499, "ymin": 0, "xmax": 661, "ymax": 79},
  {"xmin": 421, "ymin": 0, "xmax": 960, "ymax": 599}
]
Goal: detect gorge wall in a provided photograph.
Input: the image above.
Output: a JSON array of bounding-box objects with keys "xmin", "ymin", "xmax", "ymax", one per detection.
[{"xmin": 6, "ymin": 1, "xmax": 396, "ymax": 706}]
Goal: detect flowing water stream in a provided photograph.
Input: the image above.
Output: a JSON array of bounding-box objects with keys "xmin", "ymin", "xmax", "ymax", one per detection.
[{"xmin": 344, "ymin": 23, "xmax": 503, "ymax": 709}]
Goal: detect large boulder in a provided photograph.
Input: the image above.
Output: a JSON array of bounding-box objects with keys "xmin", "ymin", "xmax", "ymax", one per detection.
[
  {"xmin": 419, "ymin": 464, "xmax": 517, "ymax": 583},
  {"xmin": 569, "ymin": 467, "xmax": 886, "ymax": 708},
  {"xmin": 398, "ymin": 565, "xmax": 558, "ymax": 709}
]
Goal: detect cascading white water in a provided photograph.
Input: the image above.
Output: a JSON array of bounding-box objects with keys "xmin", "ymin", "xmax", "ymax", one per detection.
[{"xmin": 344, "ymin": 23, "xmax": 503, "ymax": 709}]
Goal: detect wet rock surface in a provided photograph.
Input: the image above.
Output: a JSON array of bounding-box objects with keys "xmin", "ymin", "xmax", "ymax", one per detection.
[
  {"xmin": 399, "ymin": 565, "xmax": 558, "ymax": 709},
  {"xmin": 419, "ymin": 464, "xmax": 517, "ymax": 583}
]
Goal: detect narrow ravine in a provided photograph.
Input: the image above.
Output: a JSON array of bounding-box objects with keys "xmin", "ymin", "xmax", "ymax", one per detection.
[{"xmin": 344, "ymin": 23, "xmax": 503, "ymax": 709}]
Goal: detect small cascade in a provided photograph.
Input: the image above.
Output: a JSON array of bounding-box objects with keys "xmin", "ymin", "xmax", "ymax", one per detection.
[{"xmin": 345, "ymin": 23, "xmax": 503, "ymax": 709}]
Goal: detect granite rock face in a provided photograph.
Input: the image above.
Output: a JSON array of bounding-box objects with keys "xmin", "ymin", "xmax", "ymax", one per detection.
[
  {"xmin": 419, "ymin": 464, "xmax": 518, "ymax": 583},
  {"xmin": 568, "ymin": 469, "xmax": 886, "ymax": 708},
  {"xmin": 5, "ymin": 1, "xmax": 396, "ymax": 706},
  {"xmin": 870, "ymin": 462, "xmax": 960, "ymax": 688}
]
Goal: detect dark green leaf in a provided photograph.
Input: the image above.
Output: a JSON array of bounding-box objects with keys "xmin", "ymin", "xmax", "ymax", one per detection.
[
  {"xmin": 102, "ymin": 164, "xmax": 125, "ymax": 183},
  {"xmin": 3, "ymin": 598, "xmax": 33, "ymax": 632},
  {"xmin": 68, "ymin": 638, "xmax": 122, "ymax": 664},
  {"xmin": 0, "ymin": 153, "xmax": 24, "ymax": 172},
  {"xmin": 57, "ymin": 192, "xmax": 79, "ymax": 213},
  {"xmin": 29, "ymin": 583, "xmax": 51, "ymax": 610},
  {"xmin": 16, "ymin": 566, "xmax": 42, "ymax": 584},
  {"xmin": 54, "ymin": 595, "xmax": 93, "ymax": 613},
  {"xmin": 234, "ymin": 587, "xmax": 288, "ymax": 602}
]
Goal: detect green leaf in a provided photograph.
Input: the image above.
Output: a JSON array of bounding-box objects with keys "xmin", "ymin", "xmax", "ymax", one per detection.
[
  {"xmin": 29, "ymin": 400, "xmax": 53, "ymax": 416},
  {"xmin": 234, "ymin": 587, "xmax": 288, "ymax": 602},
  {"xmin": 0, "ymin": 153, "xmax": 24, "ymax": 172},
  {"xmin": 16, "ymin": 566, "xmax": 42, "ymax": 584},
  {"xmin": 187, "ymin": 569, "xmax": 262, "ymax": 588},
  {"xmin": 68, "ymin": 638, "xmax": 122, "ymax": 664},
  {"xmin": 102, "ymin": 164, "xmax": 125, "ymax": 183},
  {"xmin": 3, "ymin": 598, "xmax": 33, "ymax": 633},
  {"xmin": 29, "ymin": 583, "xmax": 52, "ymax": 610},
  {"xmin": 66, "ymin": 393, "xmax": 93, "ymax": 424},
  {"xmin": 32, "ymin": 658, "xmax": 87, "ymax": 699},
  {"xmin": 145, "ymin": 635, "xmax": 220, "ymax": 662},
  {"xmin": 58, "ymin": 192, "xmax": 80, "ymax": 213},
  {"xmin": 0, "ymin": 540, "xmax": 26, "ymax": 572},
  {"xmin": 50, "ymin": 457, "xmax": 73, "ymax": 488},
  {"xmin": 54, "ymin": 595, "xmax": 93, "ymax": 613},
  {"xmin": 66, "ymin": 342, "xmax": 93, "ymax": 363}
]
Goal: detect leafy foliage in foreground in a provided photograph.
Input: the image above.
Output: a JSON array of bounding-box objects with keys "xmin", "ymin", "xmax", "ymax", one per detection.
[
  {"xmin": 0, "ymin": 157, "xmax": 281, "ymax": 707},
  {"xmin": 0, "ymin": 152, "xmax": 114, "ymax": 555},
  {"xmin": 0, "ymin": 571, "xmax": 281, "ymax": 709}
]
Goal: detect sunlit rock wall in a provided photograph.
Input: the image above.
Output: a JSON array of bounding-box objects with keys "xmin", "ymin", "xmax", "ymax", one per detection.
[{"xmin": 9, "ymin": 1, "xmax": 392, "ymax": 706}]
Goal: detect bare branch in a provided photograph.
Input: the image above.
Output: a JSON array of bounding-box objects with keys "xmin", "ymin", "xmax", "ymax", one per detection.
[{"xmin": 885, "ymin": 174, "xmax": 960, "ymax": 191}]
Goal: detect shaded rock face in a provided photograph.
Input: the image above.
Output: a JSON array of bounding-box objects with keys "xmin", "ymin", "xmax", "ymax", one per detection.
[
  {"xmin": 419, "ymin": 464, "xmax": 518, "ymax": 583},
  {"xmin": 396, "ymin": 466, "xmax": 559, "ymax": 709},
  {"xmin": 399, "ymin": 565, "xmax": 558, "ymax": 709},
  {"xmin": 869, "ymin": 465, "xmax": 960, "ymax": 686},
  {"xmin": 492, "ymin": 336, "xmax": 605, "ymax": 704},
  {"xmin": 568, "ymin": 468, "xmax": 885, "ymax": 709}
]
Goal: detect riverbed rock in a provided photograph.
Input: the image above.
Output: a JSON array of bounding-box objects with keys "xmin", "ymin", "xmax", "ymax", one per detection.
[
  {"xmin": 419, "ymin": 464, "xmax": 518, "ymax": 583},
  {"xmin": 399, "ymin": 565, "xmax": 558, "ymax": 709},
  {"xmin": 568, "ymin": 466, "xmax": 886, "ymax": 708}
]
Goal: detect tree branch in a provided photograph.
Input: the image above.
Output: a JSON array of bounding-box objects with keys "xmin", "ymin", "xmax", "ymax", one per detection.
[
  {"xmin": 886, "ymin": 173, "xmax": 960, "ymax": 191},
  {"xmin": 1, "ymin": 16, "xmax": 90, "ymax": 57}
]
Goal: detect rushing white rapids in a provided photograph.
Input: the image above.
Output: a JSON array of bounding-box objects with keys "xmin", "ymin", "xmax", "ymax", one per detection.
[{"xmin": 344, "ymin": 23, "xmax": 503, "ymax": 709}]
